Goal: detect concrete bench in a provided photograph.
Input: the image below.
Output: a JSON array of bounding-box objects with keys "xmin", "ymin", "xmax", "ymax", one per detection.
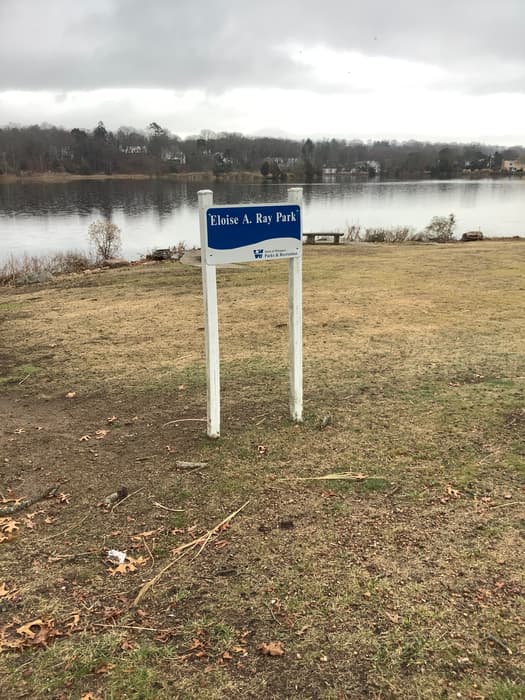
[{"xmin": 303, "ymin": 233, "xmax": 344, "ymax": 245}]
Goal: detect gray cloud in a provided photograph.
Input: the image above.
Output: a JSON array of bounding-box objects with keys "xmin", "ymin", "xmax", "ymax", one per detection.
[{"xmin": 1, "ymin": 0, "xmax": 523, "ymax": 95}]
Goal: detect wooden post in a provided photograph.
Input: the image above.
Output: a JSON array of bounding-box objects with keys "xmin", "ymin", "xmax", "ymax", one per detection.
[
  {"xmin": 198, "ymin": 190, "xmax": 220, "ymax": 438},
  {"xmin": 287, "ymin": 187, "xmax": 303, "ymax": 422}
]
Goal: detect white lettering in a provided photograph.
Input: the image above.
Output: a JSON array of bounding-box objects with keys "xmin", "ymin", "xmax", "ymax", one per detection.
[
  {"xmin": 209, "ymin": 213, "xmax": 239, "ymax": 226},
  {"xmin": 276, "ymin": 211, "xmax": 297, "ymax": 223}
]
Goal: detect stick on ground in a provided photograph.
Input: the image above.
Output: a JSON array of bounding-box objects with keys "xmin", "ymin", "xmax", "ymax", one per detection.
[
  {"xmin": 133, "ymin": 500, "xmax": 250, "ymax": 607},
  {"xmin": 278, "ymin": 472, "xmax": 382, "ymax": 482},
  {"xmin": 0, "ymin": 485, "xmax": 60, "ymax": 516}
]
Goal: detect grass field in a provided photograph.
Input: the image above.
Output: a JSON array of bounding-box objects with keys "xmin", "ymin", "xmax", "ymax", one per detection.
[{"xmin": 0, "ymin": 241, "xmax": 524, "ymax": 699}]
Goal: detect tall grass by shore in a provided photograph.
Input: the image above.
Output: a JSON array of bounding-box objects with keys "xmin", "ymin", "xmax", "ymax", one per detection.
[{"xmin": 0, "ymin": 250, "xmax": 93, "ymax": 286}]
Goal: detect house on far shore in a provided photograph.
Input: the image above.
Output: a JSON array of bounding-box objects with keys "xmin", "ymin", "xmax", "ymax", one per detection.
[
  {"xmin": 161, "ymin": 150, "xmax": 187, "ymax": 165},
  {"xmin": 502, "ymin": 159, "xmax": 525, "ymax": 173}
]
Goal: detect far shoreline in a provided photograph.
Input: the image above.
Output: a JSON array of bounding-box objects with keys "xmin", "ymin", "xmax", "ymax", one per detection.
[
  {"xmin": 0, "ymin": 171, "xmax": 266, "ymax": 185},
  {"xmin": 1, "ymin": 171, "xmax": 523, "ymax": 186}
]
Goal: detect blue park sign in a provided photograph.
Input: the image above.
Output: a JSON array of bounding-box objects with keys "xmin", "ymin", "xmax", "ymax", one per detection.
[{"xmin": 204, "ymin": 204, "xmax": 302, "ymax": 265}]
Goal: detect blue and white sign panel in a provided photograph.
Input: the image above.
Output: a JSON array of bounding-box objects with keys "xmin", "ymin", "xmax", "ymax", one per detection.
[{"xmin": 205, "ymin": 204, "xmax": 302, "ymax": 265}]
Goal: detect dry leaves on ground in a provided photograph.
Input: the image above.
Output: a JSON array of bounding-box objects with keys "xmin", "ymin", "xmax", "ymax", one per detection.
[
  {"xmin": 258, "ymin": 641, "xmax": 285, "ymax": 657},
  {"xmin": 0, "ymin": 517, "xmax": 19, "ymax": 542},
  {"xmin": 0, "ymin": 612, "xmax": 82, "ymax": 653},
  {"xmin": 108, "ymin": 555, "xmax": 148, "ymax": 576},
  {"xmin": 0, "ymin": 582, "xmax": 18, "ymax": 600}
]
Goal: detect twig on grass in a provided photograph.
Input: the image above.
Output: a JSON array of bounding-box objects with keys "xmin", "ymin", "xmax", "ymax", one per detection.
[
  {"xmin": 133, "ymin": 500, "xmax": 250, "ymax": 607},
  {"xmin": 175, "ymin": 461, "xmax": 208, "ymax": 470},
  {"xmin": 278, "ymin": 472, "xmax": 382, "ymax": 482},
  {"xmin": 485, "ymin": 633, "xmax": 513, "ymax": 655},
  {"xmin": 18, "ymin": 374, "xmax": 30, "ymax": 385},
  {"xmin": 152, "ymin": 501, "xmax": 184, "ymax": 513},
  {"xmin": 93, "ymin": 623, "xmax": 172, "ymax": 633},
  {"xmin": 111, "ymin": 487, "xmax": 144, "ymax": 513},
  {"xmin": 263, "ymin": 602, "xmax": 282, "ymax": 626},
  {"xmin": 142, "ymin": 537, "xmax": 155, "ymax": 566},
  {"xmin": 163, "ymin": 418, "xmax": 206, "ymax": 427},
  {"xmin": 489, "ymin": 500, "xmax": 525, "ymax": 510},
  {"xmin": 41, "ymin": 513, "xmax": 90, "ymax": 541},
  {"xmin": 0, "ymin": 485, "xmax": 60, "ymax": 516},
  {"xmin": 48, "ymin": 549, "xmax": 99, "ymax": 562}
]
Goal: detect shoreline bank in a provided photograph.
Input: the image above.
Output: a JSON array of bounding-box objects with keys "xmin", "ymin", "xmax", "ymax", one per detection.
[
  {"xmin": 2, "ymin": 171, "xmax": 524, "ymax": 186},
  {"xmin": 0, "ymin": 171, "xmax": 266, "ymax": 185}
]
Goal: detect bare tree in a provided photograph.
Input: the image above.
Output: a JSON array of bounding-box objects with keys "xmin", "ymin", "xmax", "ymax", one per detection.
[{"xmin": 88, "ymin": 220, "xmax": 122, "ymax": 261}]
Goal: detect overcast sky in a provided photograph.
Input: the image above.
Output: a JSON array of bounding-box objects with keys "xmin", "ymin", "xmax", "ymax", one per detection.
[{"xmin": 1, "ymin": 0, "xmax": 524, "ymax": 145}]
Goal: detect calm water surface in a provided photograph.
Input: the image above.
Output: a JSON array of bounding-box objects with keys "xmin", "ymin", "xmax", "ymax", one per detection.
[{"xmin": 0, "ymin": 178, "xmax": 523, "ymax": 261}]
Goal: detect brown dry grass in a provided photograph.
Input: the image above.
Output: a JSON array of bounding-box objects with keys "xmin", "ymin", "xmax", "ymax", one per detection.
[{"xmin": 0, "ymin": 241, "xmax": 524, "ymax": 699}]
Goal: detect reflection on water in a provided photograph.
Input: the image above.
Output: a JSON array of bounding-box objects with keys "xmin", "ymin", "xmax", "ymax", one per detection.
[{"xmin": 0, "ymin": 178, "xmax": 523, "ymax": 261}]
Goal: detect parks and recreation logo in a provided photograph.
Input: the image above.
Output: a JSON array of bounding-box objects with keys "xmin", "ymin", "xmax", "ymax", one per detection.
[{"xmin": 253, "ymin": 248, "xmax": 264, "ymax": 259}]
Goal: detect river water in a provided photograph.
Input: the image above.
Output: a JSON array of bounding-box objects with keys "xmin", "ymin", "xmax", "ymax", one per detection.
[{"xmin": 0, "ymin": 178, "xmax": 523, "ymax": 261}]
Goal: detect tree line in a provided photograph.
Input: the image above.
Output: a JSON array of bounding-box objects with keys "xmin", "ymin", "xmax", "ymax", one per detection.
[{"xmin": 0, "ymin": 122, "xmax": 523, "ymax": 179}]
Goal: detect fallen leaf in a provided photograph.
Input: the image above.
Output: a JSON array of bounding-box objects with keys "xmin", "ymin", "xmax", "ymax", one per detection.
[
  {"xmin": 57, "ymin": 493, "xmax": 70, "ymax": 504},
  {"xmin": 109, "ymin": 556, "xmax": 147, "ymax": 576},
  {"xmin": 130, "ymin": 528, "xmax": 163, "ymax": 542},
  {"xmin": 107, "ymin": 416, "xmax": 118, "ymax": 424},
  {"xmin": 102, "ymin": 606, "xmax": 122, "ymax": 621},
  {"xmin": 65, "ymin": 392, "xmax": 76, "ymax": 399},
  {"xmin": 79, "ymin": 435, "xmax": 91, "ymax": 442},
  {"xmin": 14, "ymin": 428, "xmax": 25, "ymax": 434},
  {"xmin": 16, "ymin": 619, "xmax": 51, "ymax": 640},
  {"xmin": 154, "ymin": 629, "xmax": 176, "ymax": 643},
  {"xmin": 0, "ymin": 496, "xmax": 20, "ymax": 505},
  {"xmin": 258, "ymin": 641, "xmax": 285, "ymax": 657},
  {"xmin": 0, "ymin": 518, "xmax": 20, "ymax": 539},
  {"xmin": 222, "ymin": 651, "xmax": 233, "ymax": 661},
  {"xmin": 257, "ymin": 445, "xmax": 268, "ymax": 455},
  {"xmin": 188, "ymin": 638, "xmax": 204, "ymax": 651},
  {"xmin": 446, "ymin": 484, "xmax": 461, "ymax": 499},
  {"xmin": 121, "ymin": 638, "xmax": 137, "ymax": 651},
  {"xmin": 94, "ymin": 662, "xmax": 115, "ymax": 674},
  {"xmin": 0, "ymin": 583, "xmax": 17, "ymax": 600},
  {"xmin": 95, "ymin": 429, "xmax": 109, "ymax": 440},
  {"xmin": 65, "ymin": 613, "xmax": 81, "ymax": 631},
  {"xmin": 231, "ymin": 645, "xmax": 248, "ymax": 654}
]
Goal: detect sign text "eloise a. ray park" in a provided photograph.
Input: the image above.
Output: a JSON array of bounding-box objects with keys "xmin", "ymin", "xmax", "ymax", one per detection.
[{"xmin": 205, "ymin": 203, "xmax": 301, "ymax": 265}]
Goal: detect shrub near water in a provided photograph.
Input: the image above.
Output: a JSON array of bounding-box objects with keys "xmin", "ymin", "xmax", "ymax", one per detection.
[
  {"xmin": 344, "ymin": 213, "xmax": 456, "ymax": 243},
  {"xmin": 88, "ymin": 220, "xmax": 122, "ymax": 262},
  {"xmin": 0, "ymin": 251, "xmax": 93, "ymax": 286}
]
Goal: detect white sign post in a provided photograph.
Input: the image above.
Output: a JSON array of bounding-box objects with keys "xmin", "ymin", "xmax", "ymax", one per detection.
[
  {"xmin": 198, "ymin": 188, "xmax": 303, "ymax": 438},
  {"xmin": 287, "ymin": 187, "xmax": 303, "ymax": 422}
]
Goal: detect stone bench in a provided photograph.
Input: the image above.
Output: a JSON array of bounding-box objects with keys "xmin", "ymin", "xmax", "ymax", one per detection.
[{"xmin": 303, "ymin": 233, "xmax": 344, "ymax": 245}]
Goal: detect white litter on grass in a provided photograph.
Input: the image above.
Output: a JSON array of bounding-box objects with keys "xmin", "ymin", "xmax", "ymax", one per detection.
[{"xmin": 107, "ymin": 549, "xmax": 126, "ymax": 564}]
